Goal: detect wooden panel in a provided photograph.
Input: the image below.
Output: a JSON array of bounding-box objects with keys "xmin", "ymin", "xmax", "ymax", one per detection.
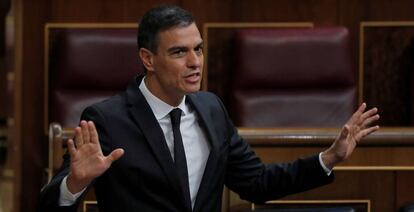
[
  {"xmin": 255, "ymin": 146, "xmax": 414, "ymax": 167},
  {"xmin": 50, "ymin": 0, "xmax": 179, "ymax": 22},
  {"xmin": 230, "ymin": 0, "xmax": 337, "ymax": 24},
  {"xmin": 123, "ymin": 0, "xmax": 179, "ymax": 22},
  {"xmin": 390, "ymin": 0, "xmax": 414, "ymax": 21},
  {"xmin": 18, "ymin": 0, "xmax": 50, "ymax": 211},
  {"xmin": 361, "ymin": 22, "xmax": 414, "ymax": 126},
  {"xmin": 396, "ymin": 172, "xmax": 414, "ymax": 209},
  {"xmin": 312, "ymin": 0, "xmax": 339, "ymax": 26},
  {"xmin": 338, "ymin": 0, "xmax": 393, "ymax": 24},
  {"xmin": 254, "ymin": 200, "xmax": 370, "ymax": 212},
  {"xmin": 0, "ymin": 0, "xmax": 9, "ymax": 120},
  {"xmin": 0, "ymin": 70, "xmax": 6, "ymax": 119},
  {"xmin": 229, "ymin": 171, "xmax": 395, "ymax": 212},
  {"xmin": 182, "ymin": 0, "xmax": 233, "ymax": 23},
  {"xmin": 280, "ymin": 171, "xmax": 395, "ymax": 212},
  {"xmin": 0, "ymin": 127, "xmax": 6, "ymax": 164}
]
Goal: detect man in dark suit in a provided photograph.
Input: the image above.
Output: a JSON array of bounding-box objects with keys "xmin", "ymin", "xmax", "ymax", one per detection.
[{"xmin": 38, "ymin": 5, "xmax": 380, "ymax": 212}]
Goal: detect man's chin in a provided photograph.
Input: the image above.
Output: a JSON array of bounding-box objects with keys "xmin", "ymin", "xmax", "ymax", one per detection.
[{"xmin": 184, "ymin": 85, "xmax": 201, "ymax": 94}]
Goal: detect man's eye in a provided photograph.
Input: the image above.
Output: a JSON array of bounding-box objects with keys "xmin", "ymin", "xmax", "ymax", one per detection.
[
  {"xmin": 172, "ymin": 50, "xmax": 186, "ymax": 57},
  {"xmin": 195, "ymin": 47, "xmax": 203, "ymax": 54}
]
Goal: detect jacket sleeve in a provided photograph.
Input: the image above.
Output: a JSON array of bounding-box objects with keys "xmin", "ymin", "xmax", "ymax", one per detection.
[
  {"xmin": 37, "ymin": 153, "xmax": 86, "ymax": 212},
  {"xmin": 218, "ymin": 96, "xmax": 334, "ymax": 203}
]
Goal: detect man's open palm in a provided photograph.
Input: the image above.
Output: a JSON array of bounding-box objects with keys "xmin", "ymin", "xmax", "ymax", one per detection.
[
  {"xmin": 66, "ymin": 121, "xmax": 124, "ymax": 193},
  {"xmin": 322, "ymin": 103, "xmax": 380, "ymax": 169}
]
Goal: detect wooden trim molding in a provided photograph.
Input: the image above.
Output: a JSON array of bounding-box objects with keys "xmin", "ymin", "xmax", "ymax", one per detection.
[
  {"xmin": 238, "ymin": 127, "xmax": 414, "ymax": 146},
  {"xmin": 253, "ymin": 199, "xmax": 371, "ymax": 212},
  {"xmin": 83, "ymin": 200, "xmax": 98, "ymax": 212}
]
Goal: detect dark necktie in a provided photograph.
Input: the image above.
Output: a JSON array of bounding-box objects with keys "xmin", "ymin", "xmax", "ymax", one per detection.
[{"xmin": 169, "ymin": 108, "xmax": 191, "ymax": 208}]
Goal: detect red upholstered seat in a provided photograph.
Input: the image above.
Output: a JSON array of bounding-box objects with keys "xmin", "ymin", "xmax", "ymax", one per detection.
[
  {"xmin": 231, "ymin": 27, "xmax": 356, "ymax": 127},
  {"xmin": 48, "ymin": 27, "xmax": 144, "ymax": 128}
]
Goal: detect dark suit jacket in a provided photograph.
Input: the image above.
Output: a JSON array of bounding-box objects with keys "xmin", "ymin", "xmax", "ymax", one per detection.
[{"xmin": 38, "ymin": 76, "xmax": 334, "ymax": 212}]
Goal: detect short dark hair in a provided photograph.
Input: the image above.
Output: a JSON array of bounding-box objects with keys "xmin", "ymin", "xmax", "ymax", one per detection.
[{"xmin": 138, "ymin": 5, "xmax": 195, "ymax": 53}]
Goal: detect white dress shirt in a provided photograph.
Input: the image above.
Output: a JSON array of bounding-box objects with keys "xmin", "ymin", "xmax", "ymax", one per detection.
[{"xmin": 138, "ymin": 77, "xmax": 210, "ymax": 208}]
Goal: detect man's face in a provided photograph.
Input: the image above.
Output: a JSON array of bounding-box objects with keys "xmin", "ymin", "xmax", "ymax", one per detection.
[{"xmin": 144, "ymin": 23, "xmax": 204, "ymax": 104}]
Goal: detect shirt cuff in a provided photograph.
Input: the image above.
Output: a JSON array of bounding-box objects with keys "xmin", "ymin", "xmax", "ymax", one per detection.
[
  {"xmin": 318, "ymin": 152, "xmax": 332, "ymax": 176},
  {"xmin": 59, "ymin": 175, "xmax": 87, "ymax": 206}
]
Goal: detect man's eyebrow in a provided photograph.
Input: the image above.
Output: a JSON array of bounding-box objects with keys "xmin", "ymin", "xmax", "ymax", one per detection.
[
  {"xmin": 195, "ymin": 41, "xmax": 204, "ymax": 48},
  {"xmin": 167, "ymin": 46, "xmax": 188, "ymax": 53},
  {"xmin": 167, "ymin": 41, "xmax": 203, "ymax": 53}
]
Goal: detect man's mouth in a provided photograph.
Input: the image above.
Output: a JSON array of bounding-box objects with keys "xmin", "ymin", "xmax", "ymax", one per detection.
[{"xmin": 184, "ymin": 72, "xmax": 201, "ymax": 83}]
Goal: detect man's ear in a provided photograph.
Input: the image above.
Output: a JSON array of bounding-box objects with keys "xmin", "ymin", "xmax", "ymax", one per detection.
[{"xmin": 139, "ymin": 48, "xmax": 155, "ymax": 72}]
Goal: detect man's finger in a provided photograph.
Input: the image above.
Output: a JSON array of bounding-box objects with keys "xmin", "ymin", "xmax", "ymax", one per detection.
[
  {"xmin": 355, "ymin": 125, "xmax": 380, "ymax": 141},
  {"xmin": 88, "ymin": 121, "xmax": 100, "ymax": 144},
  {"xmin": 360, "ymin": 107, "xmax": 378, "ymax": 121},
  {"xmin": 359, "ymin": 102, "xmax": 367, "ymax": 112},
  {"xmin": 105, "ymin": 148, "xmax": 125, "ymax": 164},
  {"xmin": 67, "ymin": 139, "xmax": 77, "ymax": 157},
  {"xmin": 348, "ymin": 103, "xmax": 367, "ymax": 124},
  {"xmin": 361, "ymin": 114, "xmax": 380, "ymax": 128},
  {"xmin": 74, "ymin": 127, "xmax": 83, "ymax": 148},
  {"xmin": 80, "ymin": 120, "xmax": 90, "ymax": 144}
]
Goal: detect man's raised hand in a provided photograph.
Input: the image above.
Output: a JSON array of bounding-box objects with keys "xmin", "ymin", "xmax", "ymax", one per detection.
[
  {"xmin": 66, "ymin": 120, "xmax": 124, "ymax": 194},
  {"xmin": 322, "ymin": 103, "xmax": 380, "ymax": 170}
]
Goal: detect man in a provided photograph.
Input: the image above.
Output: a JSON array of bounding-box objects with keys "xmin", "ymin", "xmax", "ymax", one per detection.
[{"xmin": 38, "ymin": 5, "xmax": 380, "ymax": 212}]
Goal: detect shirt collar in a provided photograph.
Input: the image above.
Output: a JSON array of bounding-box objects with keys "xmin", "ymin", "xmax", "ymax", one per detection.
[{"xmin": 139, "ymin": 76, "xmax": 188, "ymax": 120}]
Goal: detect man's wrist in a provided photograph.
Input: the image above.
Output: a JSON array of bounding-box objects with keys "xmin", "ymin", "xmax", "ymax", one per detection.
[
  {"xmin": 59, "ymin": 175, "xmax": 87, "ymax": 206},
  {"xmin": 318, "ymin": 152, "xmax": 332, "ymax": 175},
  {"xmin": 320, "ymin": 150, "xmax": 339, "ymax": 171},
  {"xmin": 67, "ymin": 173, "xmax": 92, "ymax": 194}
]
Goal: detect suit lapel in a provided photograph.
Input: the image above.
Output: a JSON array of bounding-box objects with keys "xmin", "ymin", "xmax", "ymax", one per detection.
[
  {"xmin": 126, "ymin": 76, "xmax": 191, "ymax": 211},
  {"xmin": 187, "ymin": 94, "xmax": 222, "ymax": 211},
  {"xmin": 187, "ymin": 93, "xmax": 220, "ymax": 152}
]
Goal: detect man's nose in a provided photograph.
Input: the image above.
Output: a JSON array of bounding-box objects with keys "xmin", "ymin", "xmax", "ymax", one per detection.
[{"xmin": 187, "ymin": 51, "xmax": 202, "ymax": 69}]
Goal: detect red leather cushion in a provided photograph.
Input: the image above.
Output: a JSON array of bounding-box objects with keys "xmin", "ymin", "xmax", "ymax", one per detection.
[
  {"xmin": 50, "ymin": 28, "xmax": 142, "ymax": 89},
  {"xmin": 234, "ymin": 27, "xmax": 354, "ymax": 89},
  {"xmin": 232, "ymin": 89, "xmax": 356, "ymax": 127},
  {"xmin": 51, "ymin": 91, "xmax": 118, "ymax": 127}
]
